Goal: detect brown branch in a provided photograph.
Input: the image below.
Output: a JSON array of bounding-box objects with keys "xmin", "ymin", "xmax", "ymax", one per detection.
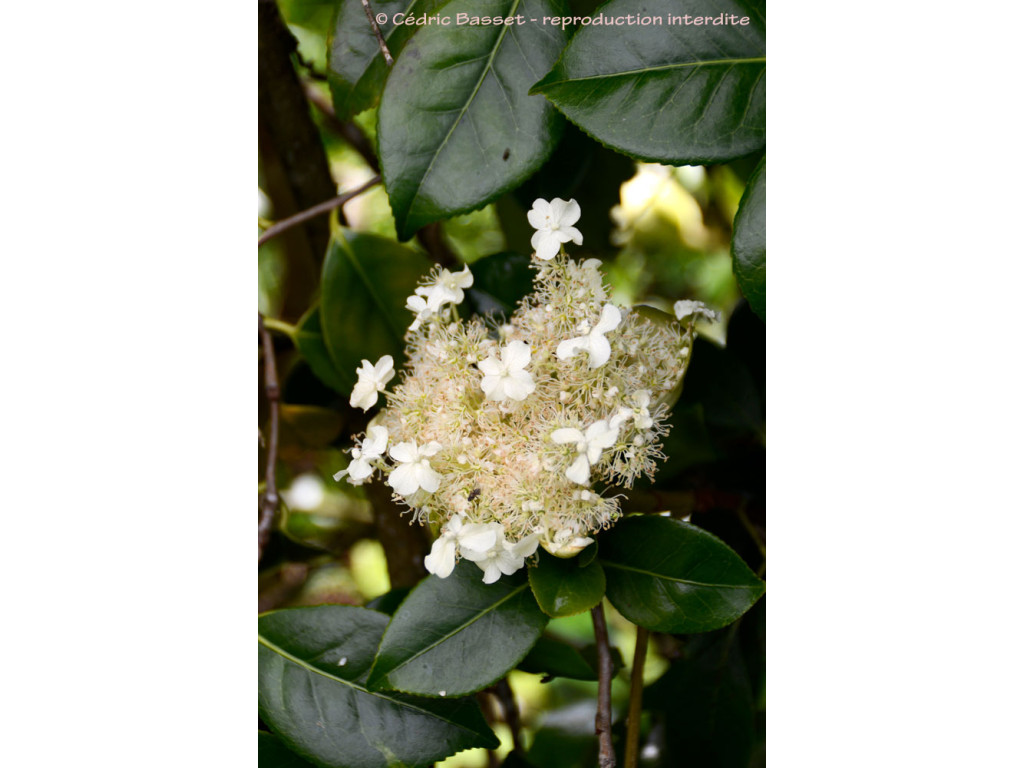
[
  {"xmin": 415, "ymin": 222, "xmax": 457, "ymax": 268},
  {"xmin": 259, "ymin": 314, "xmax": 282, "ymax": 561},
  {"xmin": 492, "ymin": 678, "xmax": 523, "ymax": 753},
  {"xmin": 363, "ymin": 480, "xmax": 429, "ymax": 589},
  {"xmin": 624, "ymin": 626, "xmax": 649, "ymax": 768},
  {"xmin": 591, "ymin": 602, "xmax": 616, "ymax": 768},
  {"xmin": 259, "ymin": 176, "xmax": 381, "ymax": 246},
  {"xmin": 360, "ymin": 0, "xmax": 394, "ymax": 66},
  {"xmin": 303, "ymin": 83, "xmax": 381, "ymax": 173},
  {"xmin": 259, "ymin": 0, "xmax": 337, "ymax": 316}
]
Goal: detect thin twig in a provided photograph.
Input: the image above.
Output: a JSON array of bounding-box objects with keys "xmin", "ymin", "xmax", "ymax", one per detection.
[
  {"xmin": 624, "ymin": 626, "xmax": 649, "ymax": 768},
  {"xmin": 258, "ymin": 314, "xmax": 281, "ymax": 561},
  {"xmin": 360, "ymin": 0, "xmax": 394, "ymax": 65},
  {"xmin": 492, "ymin": 678, "xmax": 523, "ymax": 753},
  {"xmin": 591, "ymin": 602, "xmax": 616, "ymax": 768},
  {"xmin": 303, "ymin": 83, "xmax": 381, "ymax": 173},
  {"xmin": 258, "ymin": 176, "xmax": 380, "ymax": 246}
]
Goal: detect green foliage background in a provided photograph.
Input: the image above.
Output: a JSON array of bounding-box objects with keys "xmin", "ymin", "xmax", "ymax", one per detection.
[{"xmin": 259, "ymin": 1, "xmax": 766, "ymax": 765}]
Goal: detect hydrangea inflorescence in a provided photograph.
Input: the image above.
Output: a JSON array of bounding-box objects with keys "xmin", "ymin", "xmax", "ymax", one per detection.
[{"xmin": 335, "ymin": 198, "xmax": 716, "ymax": 583}]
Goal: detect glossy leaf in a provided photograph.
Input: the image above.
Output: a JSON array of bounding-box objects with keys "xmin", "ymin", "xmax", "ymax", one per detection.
[
  {"xmin": 732, "ymin": 157, "xmax": 766, "ymax": 320},
  {"xmin": 328, "ymin": 0, "xmax": 447, "ymax": 121},
  {"xmin": 259, "ymin": 605, "xmax": 498, "ymax": 768},
  {"xmin": 518, "ymin": 634, "xmax": 599, "ymax": 680},
  {"xmin": 646, "ymin": 630, "xmax": 756, "ymax": 767},
  {"xmin": 600, "ymin": 515, "xmax": 764, "ymax": 633},
  {"xmin": 259, "ymin": 731, "xmax": 317, "ymax": 768},
  {"xmin": 294, "ymin": 306, "xmax": 352, "ymax": 394},
  {"xmin": 464, "ymin": 251, "xmax": 535, "ymax": 317},
  {"xmin": 518, "ymin": 634, "xmax": 624, "ymax": 681},
  {"xmin": 365, "ymin": 586, "xmax": 412, "ymax": 616},
  {"xmin": 531, "ymin": 0, "xmax": 766, "ymax": 164},
  {"xmin": 319, "ymin": 230, "xmax": 432, "ymax": 385},
  {"xmin": 378, "ymin": 0, "xmax": 568, "ymax": 239},
  {"xmin": 368, "ymin": 560, "xmax": 548, "ymax": 696},
  {"xmin": 528, "ymin": 549, "xmax": 606, "ymax": 617}
]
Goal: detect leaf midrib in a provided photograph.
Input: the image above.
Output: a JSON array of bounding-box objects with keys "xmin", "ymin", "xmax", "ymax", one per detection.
[
  {"xmin": 375, "ymin": 582, "xmax": 529, "ymax": 680},
  {"xmin": 539, "ymin": 57, "xmax": 766, "ymax": 89},
  {"xmin": 402, "ymin": 0, "xmax": 523, "ymax": 221},
  {"xmin": 600, "ymin": 560, "xmax": 759, "ymax": 590},
  {"xmin": 258, "ymin": 634, "xmax": 487, "ymax": 734}
]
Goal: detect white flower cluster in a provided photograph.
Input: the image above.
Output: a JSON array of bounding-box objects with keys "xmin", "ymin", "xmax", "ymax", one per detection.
[{"xmin": 335, "ymin": 198, "xmax": 714, "ymax": 582}]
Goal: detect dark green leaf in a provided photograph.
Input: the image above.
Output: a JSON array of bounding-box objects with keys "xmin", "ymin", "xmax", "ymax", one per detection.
[
  {"xmin": 368, "ymin": 560, "xmax": 549, "ymax": 696},
  {"xmin": 732, "ymin": 157, "xmax": 766, "ymax": 320},
  {"xmin": 599, "ymin": 515, "xmax": 764, "ymax": 633},
  {"xmin": 646, "ymin": 629, "xmax": 755, "ymax": 767},
  {"xmin": 328, "ymin": 0, "xmax": 447, "ymax": 121},
  {"xmin": 679, "ymin": 337, "xmax": 763, "ymax": 444},
  {"xmin": 293, "ymin": 305, "xmax": 352, "ymax": 394},
  {"xmin": 259, "ymin": 606, "xmax": 498, "ymax": 768},
  {"xmin": 464, "ymin": 251, "xmax": 535, "ymax": 317},
  {"xmin": 528, "ymin": 549, "xmax": 606, "ymax": 617},
  {"xmin": 259, "ymin": 731, "xmax": 318, "ymax": 768},
  {"xmin": 319, "ymin": 230, "xmax": 432, "ymax": 385},
  {"xmin": 365, "ymin": 586, "xmax": 411, "ymax": 615},
  {"xmin": 378, "ymin": 0, "xmax": 568, "ymax": 239},
  {"xmin": 531, "ymin": 0, "xmax": 766, "ymax": 164},
  {"xmin": 518, "ymin": 634, "xmax": 599, "ymax": 680}
]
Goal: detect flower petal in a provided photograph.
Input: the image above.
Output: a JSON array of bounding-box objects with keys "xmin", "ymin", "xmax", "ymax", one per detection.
[
  {"xmin": 551, "ymin": 428, "xmax": 584, "ymax": 445},
  {"xmin": 593, "ymin": 304, "xmax": 622, "ymax": 335},
  {"xmin": 556, "ymin": 336, "xmax": 587, "ymax": 361},
  {"xmin": 527, "ymin": 199, "xmax": 551, "ymax": 229},
  {"xmin": 532, "ymin": 230, "xmax": 560, "ymax": 260},
  {"xmin": 362, "ymin": 426, "xmax": 389, "ymax": 457},
  {"xmin": 502, "ymin": 340, "xmax": 531, "ymax": 371},
  {"xmin": 565, "ymin": 454, "xmax": 591, "ymax": 485},
  {"xmin": 477, "ymin": 357, "xmax": 503, "ymax": 377},
  {"xmin": 424, "ymin": 536, "xmax": 457, "ymax": 578},
  {"xmin": 586, "ymin": 333, "xmax": 611, "ymax": 368},
  {"xmin": 387, "ymin": 463, "xmax": 419, "ymax": 495},
  {"xmin": 458, "ymin": 523, "xmax": 500, "ymax": 556},
  {"xmin": 388, "ymin": 441, "xmax": 418, "ymax": 464}
]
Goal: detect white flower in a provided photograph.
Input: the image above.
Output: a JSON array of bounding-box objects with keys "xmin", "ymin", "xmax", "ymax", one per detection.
[
  {"xmin": 556, "ymin": 304, "xmax": 622, "ymax": 368},
  {"xmin": 528, "ymin": 198, "xmax": 583, "ymax": 260},
  {"xmin": 405, "ymin": 294, "xmax": 432, "ymax": 331},
  {"xmin": 610, "ymin": 390, "xmax": 654, "ymax": 432},
  {"xmin": 461, "ymin": 526, "xmax": 539, "ymax": 583},
  {"xmin": 478, "ymin": 340, "xmax": 536, "ymax": 402},
  {"xmin": 387, "ymin": 440, "xmax": 443, "ymax": 496},
  {"xmin": 350, "ymin": 355, "xmax": 395, "ymax": 410},
  {"xmin": 415, "ymin": 265, "xmax": 474, "ymax": 312},
  {"xmin": 334, "ymin": 425, "xmax": 389, "ymax": 486},
  {"xmin": 551, "ymin": 419, "xmax": 619, "ymax": 485},
  {"xmin": 673, "ymin": 299, "xmax": 720, "ymax": 323},
  {"xmin": 541, "ymin": 527, "xmax": 594, "ymax": 558},
  {"xmin": 424, "ymin": 514, "xmax": 502, "ymax": 578}
]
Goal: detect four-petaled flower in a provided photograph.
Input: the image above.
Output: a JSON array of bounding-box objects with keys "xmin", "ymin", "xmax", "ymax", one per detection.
[
  {"xmin": 478, "ymin": 340, "xmax": 536, "ymax": 402},
  {"xmin": 551, "ymin": 419, "xmax": 619, "ymax": 485},
  {"xmin": 424, "ymin": 514, "xmax": 505, "ymax": 578},
  {"xmin": 405, "ymin": 294, "xmax": 432, "ymax": 331},
  {"xmin": 350, "ymin": 355, "xmax": 395, "ymax": 411},
  {"xmin": 460, "ymin": 526, "xmax": 540, "ymax": 584},
  {"xmin": 556, "ymin": 304, "xmax": 622, "ymax": 368},
  {"xmin": 334, "ymin": 425, "xmax": 389, "ymax": 486},
  {"xmin": 528, "ymin": 198, "xmax": 583, "ymax": 260},
  {"xmin": 388, "ymin": 440, "xmax": 443, "ymax": 495},
  {"xmin": 416, "ymin": 265, "xmax": 474, "ymax": 312},
  {"xmin": 611, "ymin": 390, "xmax": 655, "ymax": 431},
  {"xmin": 673, "ymin": 299, "xmax": 720, "ymax": 323}
]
